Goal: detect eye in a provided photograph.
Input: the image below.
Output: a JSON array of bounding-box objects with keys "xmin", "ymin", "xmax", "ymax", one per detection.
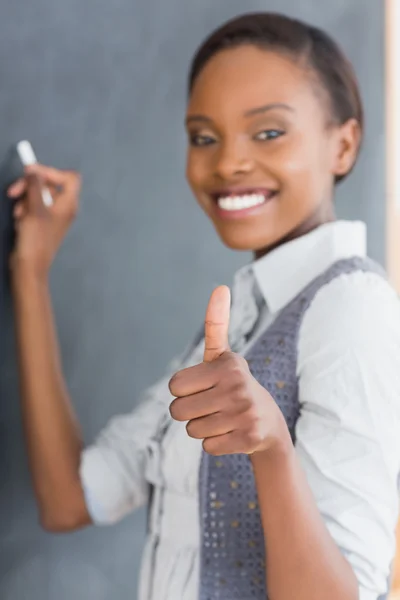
[
  {"xmin": 189, "ymin": 134, "xmax": 216, "ymax": 147},
  {"xmin": 254, "ymin": 129, "xmax": 285, "ymax": 141}
]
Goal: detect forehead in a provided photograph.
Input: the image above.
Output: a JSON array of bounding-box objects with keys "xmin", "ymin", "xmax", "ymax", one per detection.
[{"xmin": 187, "ymin": 45, "xmax": 324, "ymax": 120}]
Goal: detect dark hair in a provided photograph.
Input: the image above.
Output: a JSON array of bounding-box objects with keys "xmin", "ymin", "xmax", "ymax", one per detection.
[{"xmin": 188, "ymin": 12, "xmax": 363, "ymax": 183}]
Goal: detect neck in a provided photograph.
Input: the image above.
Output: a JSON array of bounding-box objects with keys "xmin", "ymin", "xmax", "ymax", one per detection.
[{"xmin": 253, "ymin": 203, "xmax": 336, "ymax": 261}]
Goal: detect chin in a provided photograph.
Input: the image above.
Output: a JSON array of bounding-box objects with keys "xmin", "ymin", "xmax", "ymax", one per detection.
[{"xmin": 216, "ymin": 230, "xmax": 277, "ymax": 253}]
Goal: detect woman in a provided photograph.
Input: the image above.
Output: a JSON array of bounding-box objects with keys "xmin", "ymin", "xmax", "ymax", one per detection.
[{"xmin": 7, "ymin": 12, "xmax": 400, "ymax": 600}]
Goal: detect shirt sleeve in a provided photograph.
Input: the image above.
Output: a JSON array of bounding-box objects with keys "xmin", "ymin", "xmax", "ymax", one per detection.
[
  {"xmin": 295, "ymin": 270, "xmax": 400, "ymax": 599},
  {"xmin": 79, "ymin": 354, "xmax": 184, "ymax": 526}
]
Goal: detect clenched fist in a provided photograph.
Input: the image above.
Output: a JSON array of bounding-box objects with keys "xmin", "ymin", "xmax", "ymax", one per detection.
[
  {"xmin": 169, "ymin": 286, "xmax": 286, "ymax": 456},
  {"xmin": 7, "ymin": 163, "xmax": 81, "ymax": 278}
]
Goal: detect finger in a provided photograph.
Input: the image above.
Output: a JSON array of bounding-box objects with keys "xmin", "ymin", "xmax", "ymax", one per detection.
[
  {"xmin": 203, "ymin": 430, "xmax": 250, "ymax": 456},
  {"xmin": 13, "ymin": 202, "xmax": 26, "ymax": 219},
  {"xmin": 168, "ymin": 362, "xmax": 219, "ymax": 398},
  {"xmin": 203, "ymin": 285, "xmax": 231, "ymax": 363},
  {"xmin": 7, "ymin": 179, "xmax": 26, "ymax": 198},
  {"xmin": 24, "ymin": 163, "xmax": 79, "ymax": 191},
  {"xmin": 25, "ymin": 174, "xmax": 48, "ymax": 214},
  {"xmin": 170, "ymin": 387, "xmax": 222, "ymax": 422},
  {"xmin": 186, "ymin": 412, "xmax": 236, "ymax": 440}
]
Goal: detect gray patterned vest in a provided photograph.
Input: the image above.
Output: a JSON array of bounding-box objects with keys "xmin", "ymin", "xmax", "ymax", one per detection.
[{"xmin": 198, "ymin": 257, "xmax": 388, "ymax": 600}]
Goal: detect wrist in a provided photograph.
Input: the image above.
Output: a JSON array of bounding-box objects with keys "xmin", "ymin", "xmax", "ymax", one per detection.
[
  {"xmin": 11, "ymin": 260, "xmax": 49, "ymax": 291},
  {"xmin": 250, "ymin": 438, "xmax": 295, "ymax": 477},
  {"xmin": 252, "ymin": 410, "xmax": 294, "ymax": 464}
]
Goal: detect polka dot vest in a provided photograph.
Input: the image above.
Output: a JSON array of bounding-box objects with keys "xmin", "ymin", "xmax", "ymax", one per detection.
[{"xmin": 198, "ymin": 257, "xmax": 387, "ymax": 600}]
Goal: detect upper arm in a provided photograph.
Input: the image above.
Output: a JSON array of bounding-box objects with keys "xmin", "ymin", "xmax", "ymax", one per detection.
[{"xmin": 295, "ymin": 271, "xmax": 400, "ymax": 597}]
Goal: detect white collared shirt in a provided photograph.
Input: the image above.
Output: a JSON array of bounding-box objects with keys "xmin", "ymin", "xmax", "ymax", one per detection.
[{"xmin": 80, "ymin": 220, "xmax": 400, "ymax": 600}]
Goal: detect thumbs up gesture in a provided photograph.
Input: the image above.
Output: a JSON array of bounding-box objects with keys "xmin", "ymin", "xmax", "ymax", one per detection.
[{"xmin": 169, "ymin": 286, "xmax": 286, "ymax": 456}]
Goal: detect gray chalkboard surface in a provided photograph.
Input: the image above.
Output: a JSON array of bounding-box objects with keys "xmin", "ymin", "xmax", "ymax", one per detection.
[{"xmin": 0, "ymin": 1, "xmax": 384, "ymax": 598}]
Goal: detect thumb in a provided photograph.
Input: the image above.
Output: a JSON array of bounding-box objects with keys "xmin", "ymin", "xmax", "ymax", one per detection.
[{"xmin": 203, "ymin": 285, "xmax": 231, "ymax": 363}]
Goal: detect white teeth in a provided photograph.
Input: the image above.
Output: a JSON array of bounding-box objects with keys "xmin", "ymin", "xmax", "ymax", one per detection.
[{"xmin": 217, "ymin": 193, "xmax": 267, "ymax": 211}]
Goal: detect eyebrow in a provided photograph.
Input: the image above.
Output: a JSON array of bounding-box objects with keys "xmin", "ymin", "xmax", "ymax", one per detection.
[{"xmin": 185, "ymin": 102, "xmax": 294, "ymax": 126}]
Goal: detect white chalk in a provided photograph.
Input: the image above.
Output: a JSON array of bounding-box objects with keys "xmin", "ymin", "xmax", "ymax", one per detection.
[
  {"xmin": 16, "ymin": 140, "xmax": 53, "ymax": 207},
  {"xmin": 38, "ymin": 186, "xmax": 54, "ymax": 208},
  {"xmin": 16, "ymin": 140, "xmax": 37, "ymax": 166}
]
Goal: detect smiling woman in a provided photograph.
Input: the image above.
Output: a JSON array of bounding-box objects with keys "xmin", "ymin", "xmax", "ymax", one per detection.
[
  {"xmin": 7, "ymin": 10, "xmax": 400, "ymax": 600},
  {"xmin": 185, "ymin": 19, "xmax": 362, "ymax": 256}
]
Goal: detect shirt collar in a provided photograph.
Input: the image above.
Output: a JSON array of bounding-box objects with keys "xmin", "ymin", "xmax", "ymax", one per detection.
[{"xmin": 235, "ymin": 220, "xmax": 367, "ymax": 315}]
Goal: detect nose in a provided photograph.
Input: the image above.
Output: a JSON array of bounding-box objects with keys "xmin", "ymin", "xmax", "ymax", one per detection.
[{"xmin": 213, "ymin": 138, "xmax": 254, "ymax": 180}]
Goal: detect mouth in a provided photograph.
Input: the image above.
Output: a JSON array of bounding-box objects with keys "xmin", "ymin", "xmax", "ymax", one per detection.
[{"xmin": 209, "ymin": 188, "xmax": 278, "ymax": 219}]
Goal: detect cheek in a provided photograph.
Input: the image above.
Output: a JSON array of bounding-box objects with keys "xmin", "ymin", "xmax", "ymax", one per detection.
[
  {"xmin": 265, "ymin": 136, "xmax": 330, "ymax": 196},
  {"xmin": 186, "ymin": 149, "xmax": 206, "ymax": 190},
  {"xmin": 268, "ymin": 136, "xmax": 316, "ymax": 175},
  {"xmin": 186, "ymin": 151, "xmax": 213, "ymax": 215}
]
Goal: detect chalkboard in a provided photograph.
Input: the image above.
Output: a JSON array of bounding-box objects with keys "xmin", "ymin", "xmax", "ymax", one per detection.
[{"xmin": 0, "ymin": 1, "xmax": 385, "ymax": 598}]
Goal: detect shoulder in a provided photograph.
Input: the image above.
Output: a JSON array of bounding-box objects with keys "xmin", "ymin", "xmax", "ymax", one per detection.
[{"xmin": 298, "ymin": 268, "xmax": 400, "ymax": 365}]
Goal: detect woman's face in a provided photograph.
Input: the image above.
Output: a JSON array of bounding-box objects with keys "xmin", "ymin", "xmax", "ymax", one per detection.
[{"xmin": 185, "ymin": 45, "xmax": 358, "ymax": 255}]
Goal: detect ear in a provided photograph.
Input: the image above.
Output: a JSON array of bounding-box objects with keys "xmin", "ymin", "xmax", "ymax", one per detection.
[{"xmin": 331, "ymin": 118, "xmax": 361, "ymax": 179}]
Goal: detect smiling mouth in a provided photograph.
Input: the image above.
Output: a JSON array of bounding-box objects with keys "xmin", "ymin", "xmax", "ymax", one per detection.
[{"xmin": 210, "ymin": 189, "xmax": 278, "ymax": 213}]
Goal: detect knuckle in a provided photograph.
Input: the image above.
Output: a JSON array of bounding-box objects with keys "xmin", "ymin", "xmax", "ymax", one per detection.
[
  {"xmin": 244, "ymin": 426, "xmax": 261, "ymax": 449},
  {"xmin": 203, "ymin": 438, "xmax": 219, "ymax": 456},
  {"xmin": 186, "ymin": 420, "xmax": 196, "ymax": 438},
  {"xmin": 237, "ymin": 354, "xmax": 248, "ymax": 367},
  {"xmin": 230, "ymin": 353, "xmax": 247, "ymax": 369},
  {"xmin": 247, "ymin": 405, "xmax": 260, "ymax": 424},
  {"xmin": 229, "ymin": 365, "xmax": 245, "ymax": 386},
  {"xmin": 168, "ymin": 371, "xmax": 184, "ymax": 397},
  {"xmin": 228, "ymin": 378, "xmax": 246, "ymax": 402},
  {"xmin": 228, "ymin": 356, "xmax": 248, "ymax": 378},
  {"xmin": 235, "ymin": 384, "xmax": 250, "ymax": 406},
  {"xmin": 229, "ymin": 373, "xmax": 250, "ymax": 401},
  {"xmin": 169, "ymin": 397, "xmax": 180, "ymax": 420},
  {"xmin": 168, "ymin": 374, "xmax": 178, "ymax": 396},
  {"xmin": 242, "ymin": 406, "xmax": 260, "ymax": 432}
]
